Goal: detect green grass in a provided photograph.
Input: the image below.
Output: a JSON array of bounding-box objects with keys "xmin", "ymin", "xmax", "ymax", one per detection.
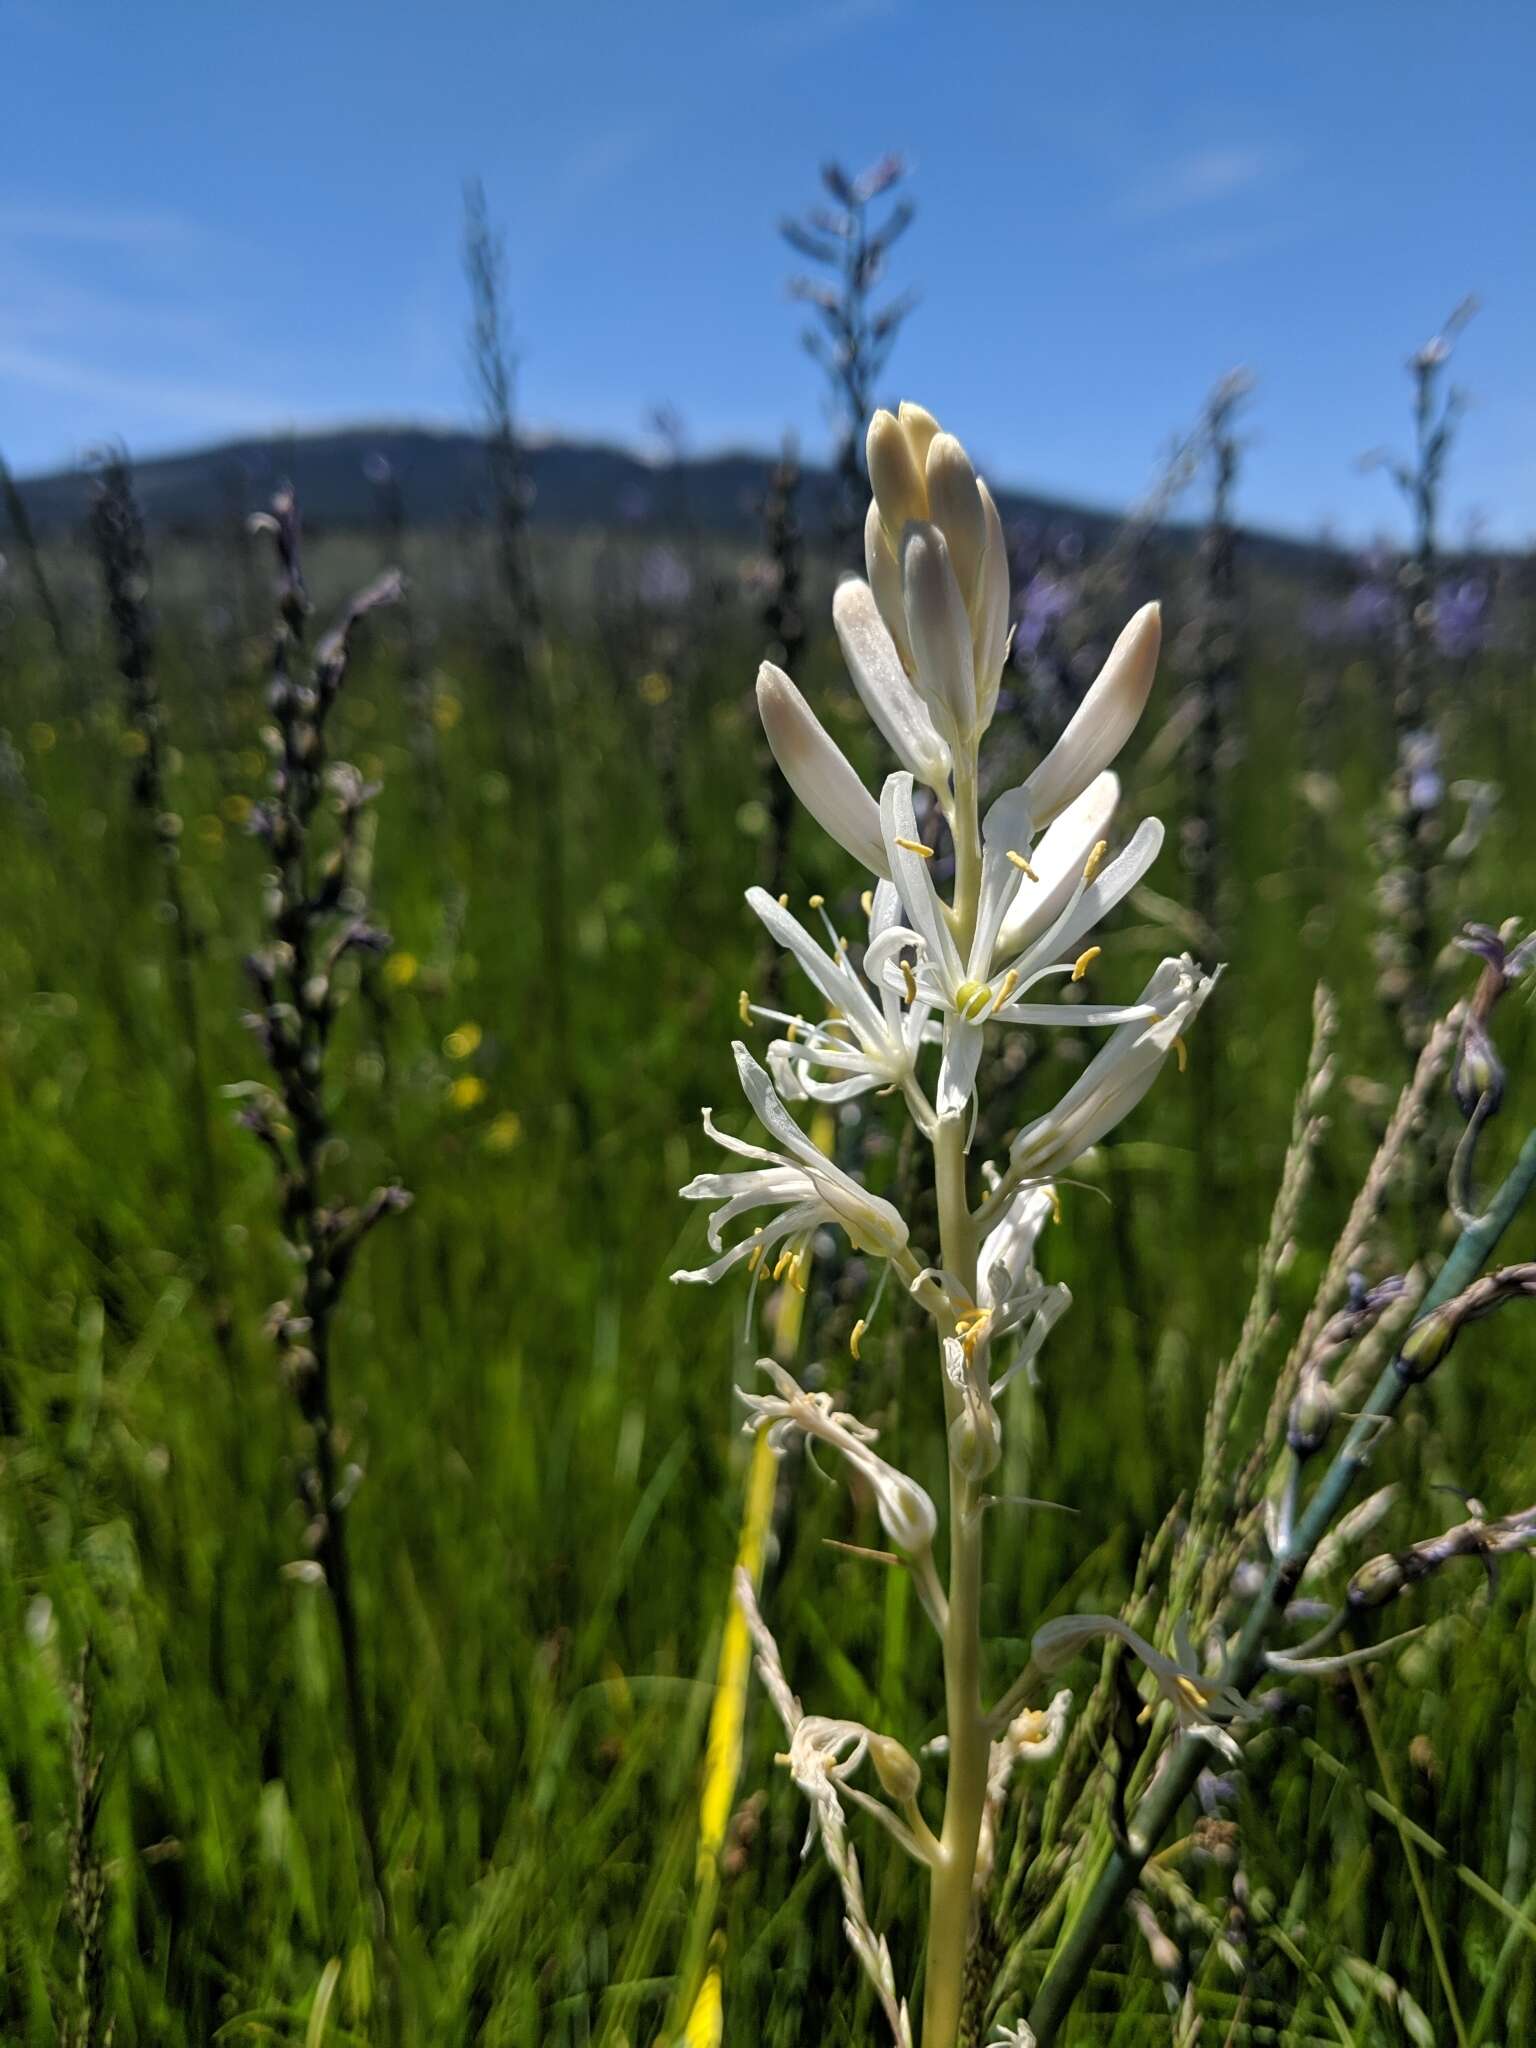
[{"xmin": 1, "ymin": 548, "xmax": 1534, "ymax": 2045}]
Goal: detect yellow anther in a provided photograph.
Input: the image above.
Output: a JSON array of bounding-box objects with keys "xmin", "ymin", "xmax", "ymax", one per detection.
[
  {"xmin": 894, "ymin": 835, "xmax": 935, "ymax": 859},
  {"xmin": 773, "ymin": 1247, "xmax": 795, "ymax": 1283},
  {"xmin": 1049, "ymin": 1187, "xmax": 1063, "ymax": 1226},
  {"xmin": 790, "ymin": 1249, "xmax": 810, "ymax": 1294},
  {"xmin": 1173, "ymin": 1035, "xmax": 1189, "ymax": 1073},
  {"xmin": 1071, "ymin": 945, "xmax": 1102, "ymax": 983},
  {"xmin": 860, "ymin": 890, "xmax": 874, "ymax": 918},
  {"xmin": 954, "ymin": 978, "xmax": 993, "ymax": 1022},
  {"xmin": 1175, "ymin": 1673, "xmax": 1211, "ymax": 1710},
  {"xmin": 991, "ymin": 968, "xmax": 1019, "ymax": 1012},
  {"xmin": 809, "ymin": 893, "xmax": 825, "ymax": 909},
  {"xmin": 1083, "ymin": 839, "xmax": 1109, "ymax": 883},
  {"xmin": 746, "ymin": 1242, "xmax": 765, "ymax": 1273},
  {"xmin": 738, "ymin": 989, "xmax": 752, "ymax": 1024},
  {"xmin": 786, "ymin": 1018, "xmax": 801, "ymax": 1042},
  {"xmin": 900, "ymin": 960, "xmax": 919, "ymax": 1004},
  {"xmin": 777, "ymin": 892, "xmax": 790, "ymax": 907},
  {"xmin": 1006, "ymin": 849, "xmax": 1039, "ymax": 879},
  {"xmin": 850, "ymin": 1318, "xmax": 867, "ymax": 1361}
]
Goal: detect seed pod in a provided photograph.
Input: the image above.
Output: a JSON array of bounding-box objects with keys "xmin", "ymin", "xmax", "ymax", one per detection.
[
  {"xmin": 868, "ymin": 1733, "xmax": 922, "ymax": 1804},
  {"xmin": 1348, "ymin": 1552, "xmax": 1408, "ymax": 1610},
  {"xmin": 1287, "ymin": 1378, "xmax": 1335, "ymax": 1459},
  {"xmin": 1395, "ymin": 1303, "xmax": 1460, "ymax": 1384}
]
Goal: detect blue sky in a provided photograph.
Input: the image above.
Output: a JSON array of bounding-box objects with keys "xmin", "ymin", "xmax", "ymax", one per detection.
[{"xmin": 3, "ymin": 0, "xmax": 1532, "ymax": 541}]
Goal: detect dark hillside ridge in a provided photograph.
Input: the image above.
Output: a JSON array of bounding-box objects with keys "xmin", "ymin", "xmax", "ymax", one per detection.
[{"xmin": 10, "ymin": 422, "xmax": 1334, "ymax": 573}]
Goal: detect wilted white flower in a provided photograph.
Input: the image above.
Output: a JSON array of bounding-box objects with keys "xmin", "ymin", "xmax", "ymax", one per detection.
[
  {"xmin": 738, "ymin": 1358, "xmax": 937, "ymax": 1556},
  {"xmin": 672, "ymin": 1041, "xmax": 909, "ymax": 1288},
  {"xmin": 1031, "ymin": 1612, "xmax": 1248, "ymax": 1762}
]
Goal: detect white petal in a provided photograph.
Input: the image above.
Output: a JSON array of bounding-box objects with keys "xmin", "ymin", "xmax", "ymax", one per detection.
[
  {"xmin": 745, "ymin": 886, "xmax": 886, "ymax": 1046},
  {"xmin": 937, "ymin": 1018, "xmax": 985, "ymax": 1119},
  {"xmin": 1024, "ymin": 603, "xmax": 1161, "ymax": 827},
  {"xmin": 993, "ymin": 772, "xmax": 1120, "ymax": 964},
  {"xmin": 969, "ymin": 784, "xmax": 1034, "ymax": 977},
  {"xmin": 833, "ymin": 578, "xmax": 952, "ymax": 790},
  {"xmin": 879, "ymin": 773, "xmax": 963, "ymax": 987},
  {"xmin": 756, "ymin": 662, "xmax": 889, "ymax": 877}
]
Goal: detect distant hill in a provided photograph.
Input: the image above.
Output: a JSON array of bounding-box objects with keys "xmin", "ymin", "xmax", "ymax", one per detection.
[{"xmin": 5, "ymin": 422, "xmax": 1330, "ymax": 575}]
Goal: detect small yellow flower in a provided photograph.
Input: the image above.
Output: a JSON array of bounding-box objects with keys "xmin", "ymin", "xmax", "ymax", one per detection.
[
  {"xmin": 432, "ymin": 693, "xmax": 463, "ymax": 732},
  {"xmin": 222, "ymin": 792, "xmax": 253, "ymax": 826},
  {"xmin": 384, "ymin": 950, "xmax": 419, "ymax": 989},
  {"xmin": 443, "ymin": 1022, "xmax": 482, "ymax": 1059},
  {"xmin": 449, "ymin": 1075, "xmax": 487, "ymax": 1110},
  {"xmin": 638, "ymin": 670, "xmax": 671, "ymax": 706},
  {"xmin": 485, "ymin": 1110, "xmax": 523, "ymax": 1151},
  {"xmin": 120, "ymin": 727, "xmax": 149, "ymax": 758}
]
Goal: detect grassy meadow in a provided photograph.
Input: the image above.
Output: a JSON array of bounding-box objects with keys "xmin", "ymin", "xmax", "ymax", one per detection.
[{"xmin": 1, "ymin": 500, "xmax": 1535, "ymax": 2047}]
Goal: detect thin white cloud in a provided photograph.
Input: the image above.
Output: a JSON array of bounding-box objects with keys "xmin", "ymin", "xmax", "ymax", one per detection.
[
  {"xmin": 0, "ymin": 341, "xmax": 293, "ymax": 433},
  {"xmin": 0, "ymin": 199, "xmax": 209, "ymax": 249},
  {"xmin": 1125, "ymin": 145, "xmax": 1293, "ymax": 218},
  {"xmin": 1144, "ymin": 220, "xmax": 1306, "ymax": 275}
]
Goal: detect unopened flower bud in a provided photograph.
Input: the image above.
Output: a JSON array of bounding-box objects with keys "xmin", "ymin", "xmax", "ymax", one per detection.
[
  {"xmin": 1348, "ymin": 1552, "xmax": 1408, "ymax": 1609},
  {"xmin": 865, "ymin": 501, "xmax": 914, "ymax": 673},
  {"xmin": 868, "ymin": 1732, "xmax": 922, "ymax": 1803},
  {"xmin": 896, "ymin": 399, "xmax": 941, "ymax": 468},
  {"xmin": 925, "ymin": 432, "xmax": 987, "ymax": 608},
  {"xmin": 1287, "ymin": 1380, "xmax": 1335, "ymax": 1459},
  {"xmin": 901, "ymin": 521, "xmax": 978, "ymax": 748},
  {"xmin": 1395, "ymin": 1303, "xmax": 1460, "ymax": 1384},
  {"xmin": 755, "ymin": 662, "xmax": 889, "ymax": 877},
  {"xmin": 867, "ymin": 409, "xmax": 929, "ymax": 538},
  {"xmin": 1454, "ymin": 1017, "xmax": 1504, "ymax": 1120}
]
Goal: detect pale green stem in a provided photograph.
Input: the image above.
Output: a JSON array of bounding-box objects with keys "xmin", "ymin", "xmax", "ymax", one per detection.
[{"xmin": 914, "ymin": 744, "xmax": 993, "ymax": 2045}]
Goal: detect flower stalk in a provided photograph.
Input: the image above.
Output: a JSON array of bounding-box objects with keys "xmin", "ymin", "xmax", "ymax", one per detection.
[{"xmin": 674, "ymin": 402, "xmax": 1216, "ymax": 2045}]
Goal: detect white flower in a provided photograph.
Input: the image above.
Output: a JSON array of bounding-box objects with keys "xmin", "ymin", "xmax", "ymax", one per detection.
[
  {"xmin": 1009, "ymin": 954, "xmax": 1218, "ymax": 1176},
  {"xmin": 1023, "ymin": 602, "xmax": 1162, "ymax": 829},
  {"xmin": 672, "ymin": 1042, "xmax": 910, "ymax": 1288},
  {"xmin": 744, "ymin": 883, "xmax": 939, "ymax": 1112},
  {"xmin": 1030, "ymin": 1612, "xmax": 1247, "ymax": 1762},
  {"xmin": 756, "ymin": 661, "xmax": 889, "ymax": 877},
  {"xmin": 738, "ymin": 1358, "xmax": 938, "ymax": 1555},
  {"xmin": 987, "ymin": 2022, "xmax": 1038, "ymax": 2048},
  {"xmin": 871, "ymin": 772, "xmax": 1165, "ymax": 1119}
]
